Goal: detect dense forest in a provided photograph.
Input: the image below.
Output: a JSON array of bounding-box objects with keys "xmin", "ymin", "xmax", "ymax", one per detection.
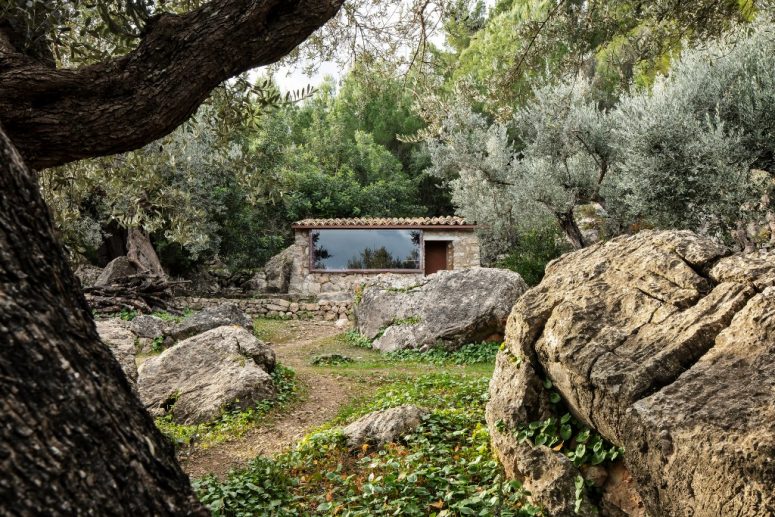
[{"xmin": 40, "ymin": 0, "xmax": 774, "ymax": 282}]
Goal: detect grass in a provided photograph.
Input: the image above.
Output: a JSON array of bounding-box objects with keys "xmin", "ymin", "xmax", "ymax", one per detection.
[
  {"xmin": 253, "ymin": 317, "xmax": 299, "ymax": 343},
  {"xmin": 194, "ymin": 373, "xmax": 542, "ymax": 516},
  {"xmin": 164, "ymin": 319, "xmax": 539, "ymax": 514}
]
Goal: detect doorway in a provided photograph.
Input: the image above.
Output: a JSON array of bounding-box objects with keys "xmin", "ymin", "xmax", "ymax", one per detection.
[{"xmin": 424, "ymin": 241, "xmax": 450, "ymax": 275}]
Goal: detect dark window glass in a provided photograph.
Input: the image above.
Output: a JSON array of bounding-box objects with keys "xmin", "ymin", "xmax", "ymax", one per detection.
[{"xmin": 311, "ymin": 229, "xmax": 422, "ymax": 271}]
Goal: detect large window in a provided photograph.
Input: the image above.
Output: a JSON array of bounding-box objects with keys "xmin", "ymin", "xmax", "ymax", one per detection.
[{"xmin": 310, "ymin": 229, "xmax": 422, "ymax": 271}]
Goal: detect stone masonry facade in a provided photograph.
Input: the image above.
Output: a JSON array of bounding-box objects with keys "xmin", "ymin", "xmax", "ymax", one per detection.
[{"xmin": 287, "ymin": 228, "xmax": 481, "ymax": 297}]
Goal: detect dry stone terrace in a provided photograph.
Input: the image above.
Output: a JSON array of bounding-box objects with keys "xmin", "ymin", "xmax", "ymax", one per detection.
[{"xmin": 178, "ymin": 296, "xmax": 353, "ymax": 321}]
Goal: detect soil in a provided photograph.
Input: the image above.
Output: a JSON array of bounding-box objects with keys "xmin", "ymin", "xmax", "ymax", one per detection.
[{"xmin": 179, "ymin": 320, "xmax": 362, "ymax": 479}]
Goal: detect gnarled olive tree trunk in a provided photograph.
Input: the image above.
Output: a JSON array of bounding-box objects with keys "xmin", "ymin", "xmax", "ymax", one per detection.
[{"xmin": 0, "ymin": 125, "xmax": 207, "ymax": 514}]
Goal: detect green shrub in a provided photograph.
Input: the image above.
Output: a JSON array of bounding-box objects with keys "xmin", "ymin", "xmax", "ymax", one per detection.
[
  {"xmin": 385, "ymin": 341, "xmax": 501, "ymax": 366},
  {"xmin": 194, "ymin": 373, "xmax": 542, "ymax": 516},
  {"xmin": 310, "ymin": 354, "xmax": 354, "ymax": 366},
  {"xmin": 344, "ymin": 330, "xmax": 373, "ymax": 349},
  {"xmin": 498, "ymin": 226, "xmax": 569, "ymax": 286}
]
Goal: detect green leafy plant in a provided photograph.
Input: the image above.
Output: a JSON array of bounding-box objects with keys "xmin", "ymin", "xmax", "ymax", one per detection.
[
  {"xmin": 150, "ymin": 336, "xmax": 165, "ymax": 354},
  {"xmin": 391, "ymin": 315, "xmax": 421, "ymax": 326},
  {"xmin": 310, "ymin": 354, "xmax": 354, "ymax": 366},
  {"xmin": 513, "ymin": 382, "xmax": 623, "ymax": 468},
  {"xmin": 385, "ymin": 341, "xmax": 501, "ymax": 366},
  {"xmin": 194, "ymin": 373, "xmax": 543, "ymax": 516},
  {"xmin": 118, "ymin": 309, "xmax": 138, "ymax": 321},
  {"xmin": 344, "ymin": 330, "xmax": 373, "ymax": 349}
]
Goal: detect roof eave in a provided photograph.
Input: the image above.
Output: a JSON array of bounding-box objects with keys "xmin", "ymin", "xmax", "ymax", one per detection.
[{"xmin": 292, "ymin": 224, "xmax": 478, "ymax": 230}]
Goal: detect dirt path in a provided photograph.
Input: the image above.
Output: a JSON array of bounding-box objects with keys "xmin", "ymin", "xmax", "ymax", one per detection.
[{"xmin": 179, "ymin": 321, "xmax": 359, "ymax": 479}]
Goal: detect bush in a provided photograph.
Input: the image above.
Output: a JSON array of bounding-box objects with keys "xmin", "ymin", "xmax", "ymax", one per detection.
[
  {"xmin": 498, "ymin": 226, "xmax": 569, "ymax": 286},
  {"xmin": 194, "ymin": 373, "xmax": 543, "ymax": 516},
  {"xmin": 385, "ymin": 341, "xmax": 501, "ymax": 366}
]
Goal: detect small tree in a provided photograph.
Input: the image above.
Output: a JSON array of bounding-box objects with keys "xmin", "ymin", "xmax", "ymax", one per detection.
[
  {"xmin": 428, "ymin": 77, "xmax": 612, "ymax": 252},
  {"xmin": 608, "ymin": 21, "xmax": 775, "ymax": 238}
]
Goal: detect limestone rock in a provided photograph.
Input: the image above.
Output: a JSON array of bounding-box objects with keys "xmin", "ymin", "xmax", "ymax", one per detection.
[
  {"xmin": 574, "ymin": 202, "xmax": 608, "ymax": 245},
  {"xmin": 129, "ymin": 315, "xmax": 170, "ymax": 339},
  {"xmin": 355, "ymin": 268, "xmax": 527, "ymax": 352},
  {"xmin": 169, "ymin": 302, "xmax": 253, "ymax": 341},
  {"xmin": 245, "ymin": 271, "xmax": 267, "ymax": 292},
  {"xmin": 95, "ymin": 319, "xmax": 138, "ymax": 383},
  {"xmin": 95, "ymin": 256, "xmax": 139, "ymax": 286},
  {"xmin": 487, "ymin": 230, "xmax": 775, "ymax": 516},
  {"xmin": 137, "ymin": 326, "xmax": 276, "ymax": 424},
  {"xmin": 624, "ymin": 286, "xmax": 775, "ymax": 516},
  {"xmin": 342, "ymin": 405, "xmax": 428, "ymax": 449},
  {"xmin": 74, "ymin": 264, "xmax": 103, "ymax": 288},
  {"xmin": 265, "ymin": 246, "xmax": 295, "ymax": 293}
]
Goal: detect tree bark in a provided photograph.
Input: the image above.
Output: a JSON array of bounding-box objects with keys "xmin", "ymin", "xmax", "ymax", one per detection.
[
  {"xmin": 556, "ymin": 210, "xmax": 586, "ymax": 250},
  {"xmin": 0, "ymin": 125, "xmax": 208, "ymax": 513},
  {"xmin": 0, "ymin": 0, "xmax": 344, "ymax": 170},
  {"xmin": 127, "ymin": 228, "xmax": 166, "ymax": 278}
]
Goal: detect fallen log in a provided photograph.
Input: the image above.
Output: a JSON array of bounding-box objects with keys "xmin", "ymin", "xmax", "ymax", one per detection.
[{"xmin": 83, "ymin": 274, "xmax": 189, "ymax": 315}]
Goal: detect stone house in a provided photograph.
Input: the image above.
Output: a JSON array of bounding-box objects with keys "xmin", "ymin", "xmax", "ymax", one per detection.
[{"xmin": 287, "ymin": 217, "xmax": 480, "ymax": 297}]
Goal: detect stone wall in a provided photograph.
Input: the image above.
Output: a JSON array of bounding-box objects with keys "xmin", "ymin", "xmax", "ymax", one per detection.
[
  {"xmin": 287, "ymin": 228, "xmax": 481, "ymax": 297},
  {"xmin": 178, "ymin": 296, "xmax": 353, "ymax": 321}
]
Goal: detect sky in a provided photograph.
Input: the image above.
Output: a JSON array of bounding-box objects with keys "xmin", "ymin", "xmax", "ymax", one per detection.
[{"xmin": 271, "ymin": 0, "xmax": 498, "ymax": 94}]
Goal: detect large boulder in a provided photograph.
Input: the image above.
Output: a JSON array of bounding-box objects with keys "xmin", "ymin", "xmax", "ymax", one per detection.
[
  {"xmin": 264, "ymin": 246, "xmax": 295, "ymax": 293},
  {"xmin": 95, "ymin": 319, "xmax": 138, "ymax": 383},
  {"xmin": 244, "ymin": 271, "xmax": 267, "ymax": 292},
  {"xmin": 169, "ymin": 302, "xmax": 253, "ymax": 341},
  {"xmin": 487, "ymin": 230, "xmax": 775, "ymax": 516},
  {"xmin": 355, "ymin": 268, "xmax": 528, "ymax": 352},
  {"xmin": 137, "ymin": 326, "xmax": 276, "ymax": 424},
  {"xmin": 94, "ymin": 256, "xmax": 139, "ymax": 286},
  {"xmin": 342, "ymin": 405, "xmax": 428, "ymax": 450}
]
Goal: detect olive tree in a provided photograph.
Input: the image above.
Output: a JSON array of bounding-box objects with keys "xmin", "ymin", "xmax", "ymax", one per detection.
[{"xmin": 428, "ymin": 77, "xmax": 612, "ymax": 251}]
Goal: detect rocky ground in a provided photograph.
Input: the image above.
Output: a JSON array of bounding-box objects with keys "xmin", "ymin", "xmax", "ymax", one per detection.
[
  {"xmin": 178, "ymin": 320, "xmax": 354, "ymax": 478},
  {"xmin": 175, "ymin": 319, "xmax": 478, "ymax": 479}
]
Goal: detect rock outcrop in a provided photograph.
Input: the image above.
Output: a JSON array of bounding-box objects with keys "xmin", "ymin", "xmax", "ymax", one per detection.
[
  {"xmin": 95, "ymin": 319, "xmax": 138, "ymax": 383},
  {"xmin": 74, "ymin": 264, "xmax": 103, "ymax": 288},
  {"xmin": 94, "ymin": 256, "xmax": 139, "ymax": 286},
  {"xmin": 169, "ymin": 302, "xmax": 253, "ymax": 341},
  {"xmin": 129, "ymin": 315, "xmax": 170, "ymax": 339},
  {"xmin": 264, "ymin": 246, "xmax": 295, "ymax": 293},
  {"xmin": 486, "ymin": 230, "xmax": 775, "ymax": 516},
  {"xmin": 342, "ymin": 405, "xmax": 428, "ymax": 450},
  {"xmin": 137, "ymin": 326, "xmax": 276, "ymax": 424},
  {"xmin": 355, "ymin": 268, "xmax": 527, "ymax": 352}
]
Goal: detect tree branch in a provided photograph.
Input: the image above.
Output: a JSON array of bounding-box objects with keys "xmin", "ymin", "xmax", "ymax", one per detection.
[{"xmin": 0, "ymin": 0, "xmax": 345, "ymax": 169}]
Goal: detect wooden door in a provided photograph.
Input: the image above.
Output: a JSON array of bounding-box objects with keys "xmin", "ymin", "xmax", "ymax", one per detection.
[{"xmin": 424, "ymin": 241, "xmax": 449, "ymax": 275}]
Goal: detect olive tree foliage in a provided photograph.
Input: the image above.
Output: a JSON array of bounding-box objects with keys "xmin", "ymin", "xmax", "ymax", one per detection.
[
  {"xmin": 41, "ymin": 108, "xmax": 245, "ymax": 261},
  {"xmin": 430, "ymin": 19, "xmax": 775, "ymax": 253},
  {"xmin": 427, "ymin": 77, "xmax": 612, "ymax": 253},
  {"xmin": 608, "ymin": 21, "xmax": 775, "ymax": 238},
  {"xmin": 417, "ymin": 0, "xmax": 759, "ymax": 131}
]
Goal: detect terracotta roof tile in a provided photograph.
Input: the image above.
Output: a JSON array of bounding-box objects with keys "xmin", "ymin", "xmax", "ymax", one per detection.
[{"xmin": 292, "ymin": 216, "xmax": 473, "ymax": 228}]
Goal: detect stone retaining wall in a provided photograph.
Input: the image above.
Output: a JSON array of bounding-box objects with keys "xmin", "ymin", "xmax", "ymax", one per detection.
[{"xmin": 178, "ymin": 296, "xmax": 353, "ymax": 321}]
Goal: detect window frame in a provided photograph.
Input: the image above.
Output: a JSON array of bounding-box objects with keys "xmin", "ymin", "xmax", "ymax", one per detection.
[{"xmin": 308, "ymin": 228, "xmax": 425, "ymax": 273}]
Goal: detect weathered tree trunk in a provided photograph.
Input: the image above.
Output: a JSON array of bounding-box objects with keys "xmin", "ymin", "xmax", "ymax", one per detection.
[
  {"xmin": 0, "ymin": 0, "xmax": 345, "ymax": 170},
  {"xmin": 0, "ymin": 128, "xmax": 207, "ymax": 512},
  {"xmin": 127, "ymin": 228, "xmax": 166, "ymax": 278},
  {"xmin": 556, "ymin": 210, "xmax": 587, "ymax": 250}
]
